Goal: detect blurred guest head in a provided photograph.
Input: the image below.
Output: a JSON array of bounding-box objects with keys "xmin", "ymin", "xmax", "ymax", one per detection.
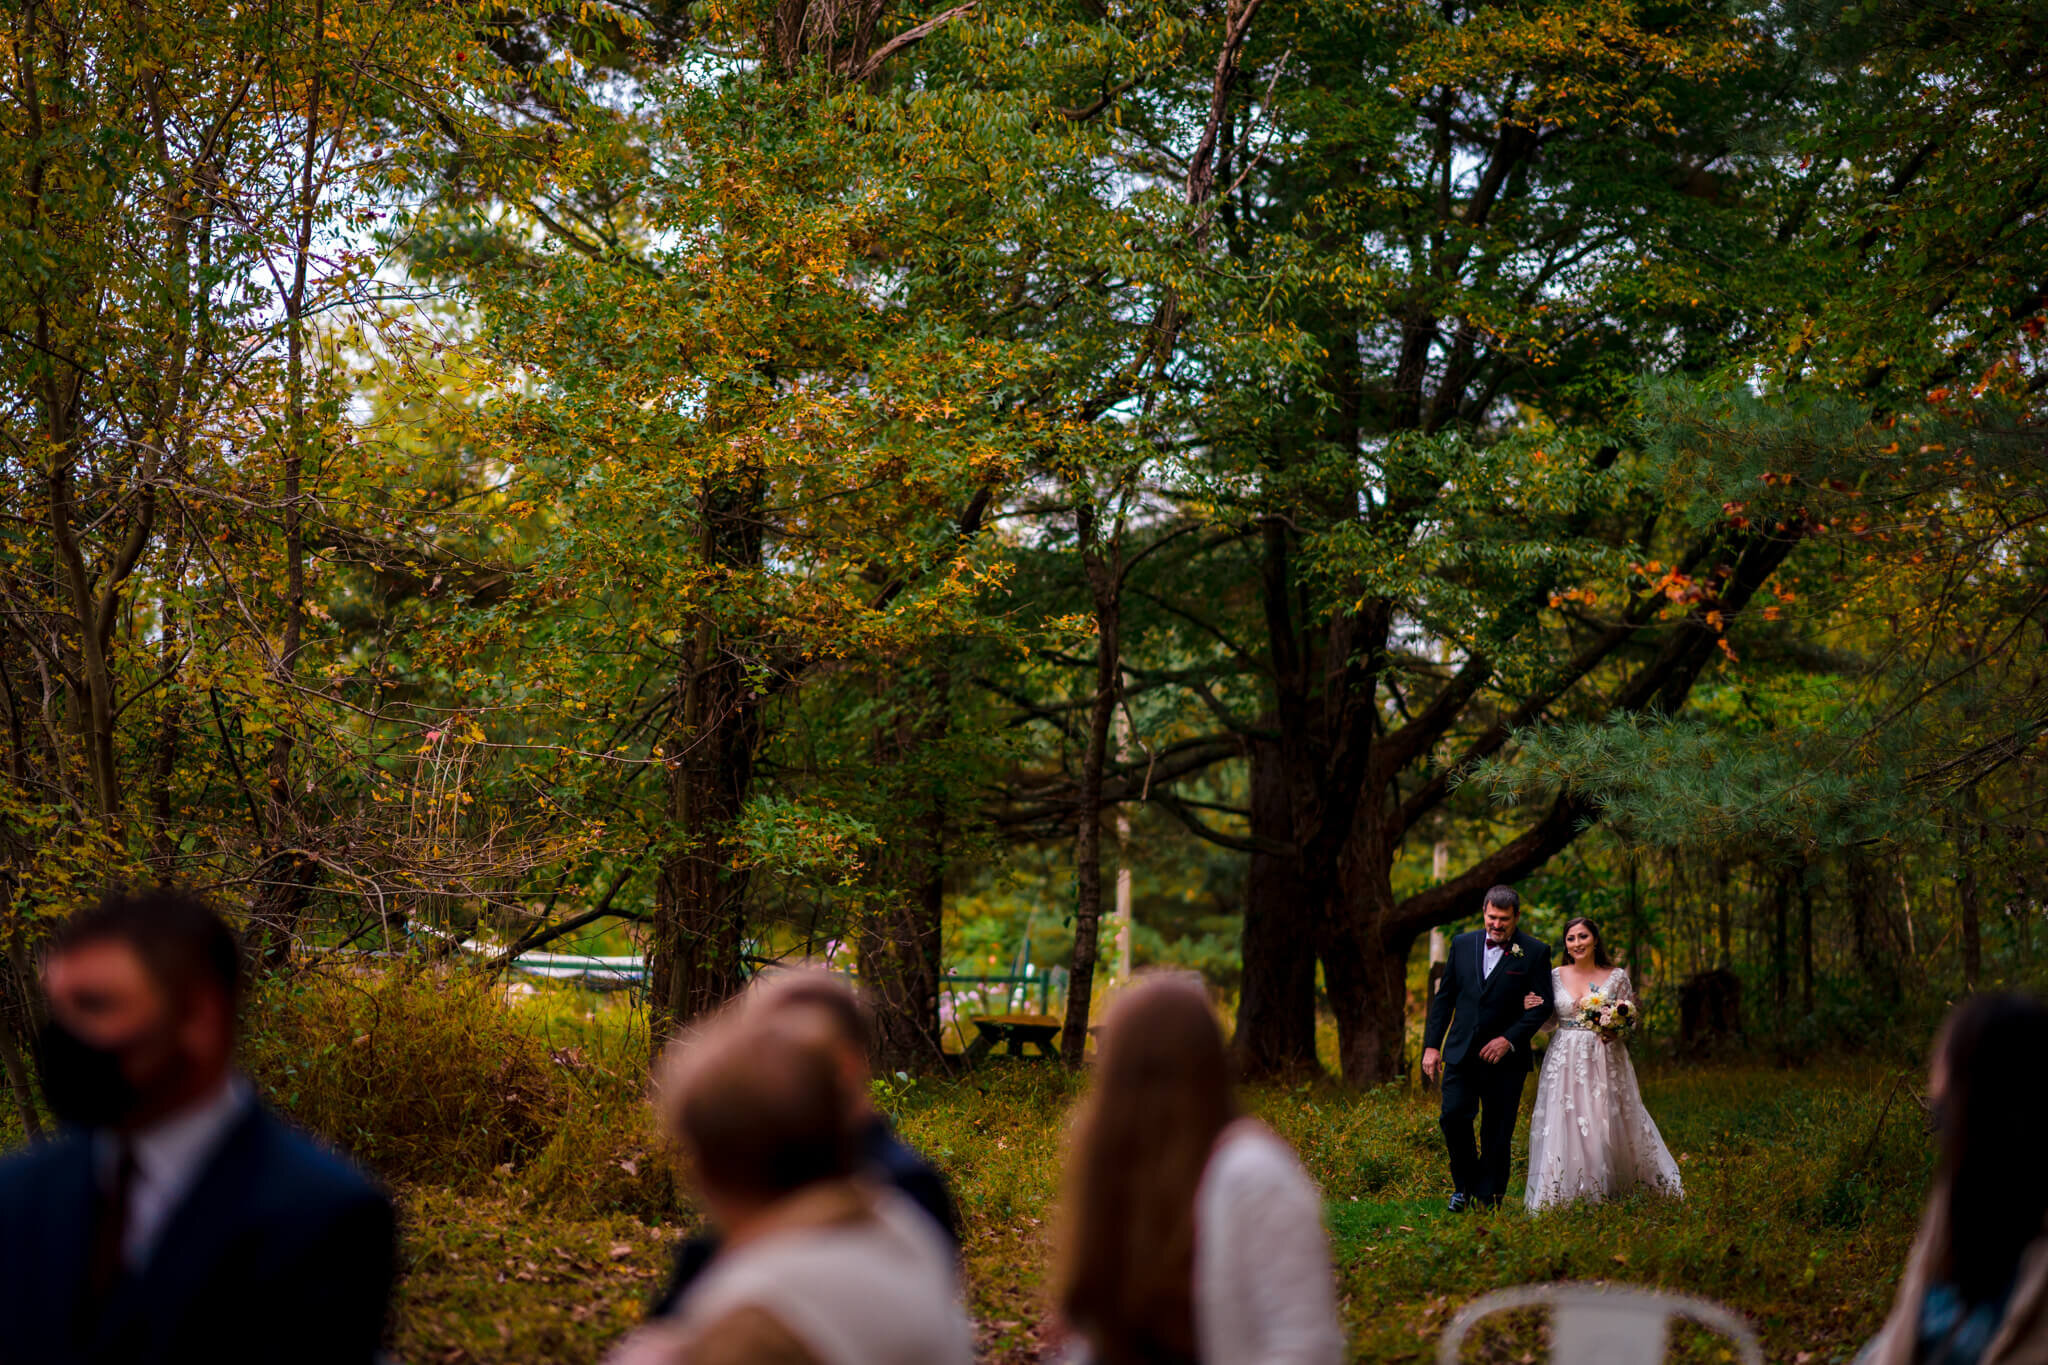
[
  {"xmin": 1057, "ymin": 976, "xmax": 1236, "ymax": 1365},
  {"xmin": 642, "ymin": 970, "xmax": 965, "ymax": 1321},
  {"xmin": 658, "ymin": 1007, "xmax": 857, "ymax": 1234},
  {"xmin": 5, "ymin": 886, "xmax": 396, "ymax": 1365},
  {"xmin": 747, "ymin": 969, "xmax": 876, "ymax": 1115},
  {"xmin": 36, "ymin": 888, "xmax": 241, "ymax": 1131},
  {"xmin": 1930, "ymin": 992, "xmax": 2048, "ymax": 1303}
]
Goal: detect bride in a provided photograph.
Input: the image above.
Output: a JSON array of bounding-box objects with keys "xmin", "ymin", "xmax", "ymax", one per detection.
[{"xmin": 1518, "ymin": 916, "xmax": 1684, "ymax": 1211}]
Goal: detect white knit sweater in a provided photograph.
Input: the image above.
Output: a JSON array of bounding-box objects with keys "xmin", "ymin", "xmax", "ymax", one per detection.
[
  {"xmin": 1191, "ymin": 1121, "xmax": 1348, "ymax": 1365},
  {"xmin": 608, "ymin": 1185, "xmax": 973, "ymax": 1365}
]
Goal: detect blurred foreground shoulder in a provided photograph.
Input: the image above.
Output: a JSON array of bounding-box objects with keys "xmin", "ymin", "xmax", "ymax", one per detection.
[{"xmin": 1195, "ymin": 1122, "xmax": 1346, "ymax": 1365}]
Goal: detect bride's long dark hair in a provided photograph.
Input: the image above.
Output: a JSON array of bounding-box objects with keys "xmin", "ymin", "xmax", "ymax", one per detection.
[
  {"xmin": 1934, "ymin": 993, "xmax": 2048, "ymax": 1304},
  {"xmin": 1559, "ymin": 916, "xmax": 1613, "ymax": 968}
]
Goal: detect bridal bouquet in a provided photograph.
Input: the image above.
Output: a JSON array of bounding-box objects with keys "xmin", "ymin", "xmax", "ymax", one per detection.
[{"xmin": 1576, "ymin": 990, "xmax": 1638, "ymax": 1042}]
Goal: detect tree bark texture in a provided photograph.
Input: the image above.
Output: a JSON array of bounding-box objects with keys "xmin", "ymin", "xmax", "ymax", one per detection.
[
  {"xmin": 861, "ymin": 853, "xmax": 947, "ymax": 1073},
  {"xmin": 1799, "ymin": 871, "xmax": 1816, "ymax": 1015},
  {"xmin": 1062, "ymin": 502, "xmax": 1121, "ymax": 1066},
  {"xmin": 647, "ymin": 475, "xmax": 766, "ymax": 1047},
  {"xmin": 0, "ymin": 913, "xmax": 42, "ymax": 1144},
  {"xmin": 1958, "ymin": 794, "xmax": 1984, "ymax": 988},
  {"xmin": 649, "ymin": 647, "xmax": 758, "ymax": 1043},
  {"xmin": 1772, "ymin": 870, "xmax": 1791, "ymax": 1012},
  {"xmin": 859, "ymin": 657, "xmax": 952, "ymax": 1073},
  {"xmin": 1232, "ymin": 733, "xmax": 1317, "ymax": 1075},
  {"xmin": 1846, "ymin": 852, "xmax": 1902, "ymax": 1002}
]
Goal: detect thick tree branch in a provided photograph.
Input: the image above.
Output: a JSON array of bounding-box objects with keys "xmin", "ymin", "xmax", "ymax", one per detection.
[
  {"xmin": 1186, "ymin": 0, "xmax": 1270, "ymax": 209},
  {"xmin": 993, "ymin": 736, "xmax": 1241, "ymax": 828},
  {"xmin": 853, "ymin": 3, "xmax": 976, "ymax": 83},
  {"xmin": 489, "ymin": 864, "xmax": 648, "ymax": 968},
  {"xmin": 1373, "ymin": 651, "xmax": 1491, "ymax": 784},
  {"xmin": 1151, "ymin": 790, "xmax": 1291, "ymax": 857},
  {"xmin": 1389, "ymin": 791, "xmax": 1596, "ymax": 939}
]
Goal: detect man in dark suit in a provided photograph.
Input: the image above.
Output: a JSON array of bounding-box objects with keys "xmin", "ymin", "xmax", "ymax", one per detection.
[
  {"xmin": 0, "ymin": 889, "xmax": 394, "ymax": 1365},
  {"xmin": 1422, "ymin": 884, "xmax": 1554, "ymax": 1212}
]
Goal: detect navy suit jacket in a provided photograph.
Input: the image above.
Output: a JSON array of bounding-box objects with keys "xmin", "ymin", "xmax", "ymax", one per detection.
[
  {"xmin": 0, "ymin": 1103, "xmax": 394, "ymax": 1365},
  {"xmin": 1423, "ymin": 929, "xmax": 1555, "ymax": 1069}
]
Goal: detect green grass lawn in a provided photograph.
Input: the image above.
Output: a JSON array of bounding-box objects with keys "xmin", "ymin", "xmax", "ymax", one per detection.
[
  {"xmin": 880, "ymin": 1060, "xmax": 1923, "ymax": 1364},
  {"xmin": 4, "ymin": 972, "xmax": 1923, "ymax": 1363}
]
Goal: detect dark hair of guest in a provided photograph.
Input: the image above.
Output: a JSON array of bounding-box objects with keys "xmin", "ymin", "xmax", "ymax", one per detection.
[
  {"xmin": 1934, "ymin": 992, "xmax": 2048, "ymax": 1304},
  {"xmin": 1483, "ymin": 885, "xmax": 1520, "ymax": 914},
  {"xmin": 1056, "ymin": 977, "xmax": 1237, "ymax": 1365},
  {"xmin": 674, "ymin": 1023, "xmax": 856, "ymax": 1203},
  {"xmin": 755, "ymin": 969, "xmax": 873, "ymax": 1058},
  {"xmin": 1559, "ymin": 917, "xmax": 1613, "ymax": 969}
]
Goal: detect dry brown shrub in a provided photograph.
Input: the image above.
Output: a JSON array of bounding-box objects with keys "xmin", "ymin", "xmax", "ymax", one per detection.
[{"xmin": 241, "ymin": 967, "xmax": 560, "ymax": 1185}]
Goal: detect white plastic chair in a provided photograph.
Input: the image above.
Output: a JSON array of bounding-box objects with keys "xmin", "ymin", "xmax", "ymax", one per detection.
[{"xmin": 1436, "ymin": 1284, "xmax": 1764, "ymax": 1365}]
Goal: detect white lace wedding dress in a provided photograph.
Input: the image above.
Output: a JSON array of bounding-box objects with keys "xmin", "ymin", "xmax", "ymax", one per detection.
[{"xmin": 1524, "ymin": 966, "xmax": 1684, "ymax": 1212}]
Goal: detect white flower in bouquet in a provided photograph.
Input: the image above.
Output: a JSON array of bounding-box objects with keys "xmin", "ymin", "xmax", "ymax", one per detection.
[{"xmin": 1576, "ymin": 992, "xmax": 1637, "ymax": 1042}]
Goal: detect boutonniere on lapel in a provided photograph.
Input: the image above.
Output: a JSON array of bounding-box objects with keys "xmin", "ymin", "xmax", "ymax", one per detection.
[{"xmin": 1508, "ymin": 943, "xmax": 1525, "ymax": 959}]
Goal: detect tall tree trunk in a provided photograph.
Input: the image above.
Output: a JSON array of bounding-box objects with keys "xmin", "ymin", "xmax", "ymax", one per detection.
[
  {"xmin": 1846, "ymin": 853, "xmax": 1901, "ymax": 1001},
  {"xmin": 1625, "ymin": 853, "xmax": 1645, "ymax": 998},
  {"xmin": 649, "ymin": 623, "xmax": 759, "ymax": 1045},
  {"xmin": 1958, "ymin": 864, "xmax": 1983, "ymax": 989},
  {"xmin": 858, "ymin": 488, "xmax": 992, "ymax": 1067},
  {"xmin": 0, "ymin": 895, "xmax": 42, "ymax": 1143},
  {"xmin": 1051, "ymin": 0, "xmax": 1262, "ymax": 1064},
  {"xmin": 647, "ymin": 474, "xmax": 766, "ymax": 1048},
  {"xmin": 1958, "ymin": 793, "xmax": 1983, "ymax": 989},
  {"xmin": 148, "ymin": 603, "xmax": 181, "ymax": 878},
  {"xmin": 251, "ymin": 3, "xmax": 324, "ymax": 964},
  {"xmin": 46, "ymin": 457, "xmax": 127, "ymax": 822},
  {"xmin": 1062, "ymin": 501, "xmax": 1122, "ymax": 1065},
  {"xmin": 1233, "ymin": 731, "xmax": 1317, "ymax": 1077},
  {"xmin": 862, "ymin": 855, "xmax": 947, "ymax": 1073},
  {"xmin": 1319, "ymin": 911, "xmax": 1413, "ymax": 1086},
  {"xmin": 860, "ymin": 657, "xmax": 951, "ymax": 1073},
  {"xmin": 1771, "ymin": 868, "xmax": 1790, "ymax": 1015},
  {"xmin": 1714, "ymin": 860, "xmax": 1733, "ymax": 966},
  {"xmin": 1799, "ymin": 869, "xmax": 1815, "ymax": 1014},
  {"xmin": 1318, "ymin": 814, "xmax": 1411, "ymax": 1083}
]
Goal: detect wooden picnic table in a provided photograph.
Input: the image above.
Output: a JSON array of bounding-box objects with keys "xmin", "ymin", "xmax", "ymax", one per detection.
[{"xmin": 965, "ymin": 1013, "xmax": 1064, "ymax": 1061}]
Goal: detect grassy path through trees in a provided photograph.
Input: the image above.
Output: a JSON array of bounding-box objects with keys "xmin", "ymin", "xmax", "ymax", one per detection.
[
  {"xmin": 197, "ymin": 974, "xmax": 1927, "ymax": 1363},
  {"xmin": 384, "ymin": 1058, "xmax": 1920, "ymax": 1363}
]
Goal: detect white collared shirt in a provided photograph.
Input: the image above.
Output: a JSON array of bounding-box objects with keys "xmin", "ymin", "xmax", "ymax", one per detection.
[
  {"xmin": 1482, "ymin": 938, "xmax": 1506, "ymax": 978},
  {"xmin": 100, "ymin": 1074, "xmax": 251, "ymax": 1269}
]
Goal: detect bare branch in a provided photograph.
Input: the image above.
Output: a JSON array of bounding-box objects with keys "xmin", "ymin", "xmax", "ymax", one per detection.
[
  {"xmin": 853, "ymin": 3, "xmax": 976, "ymax": 83},
  {"xmin": 1185, "ymin": 0, "xmax": 1269, "ymax": 208}
]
